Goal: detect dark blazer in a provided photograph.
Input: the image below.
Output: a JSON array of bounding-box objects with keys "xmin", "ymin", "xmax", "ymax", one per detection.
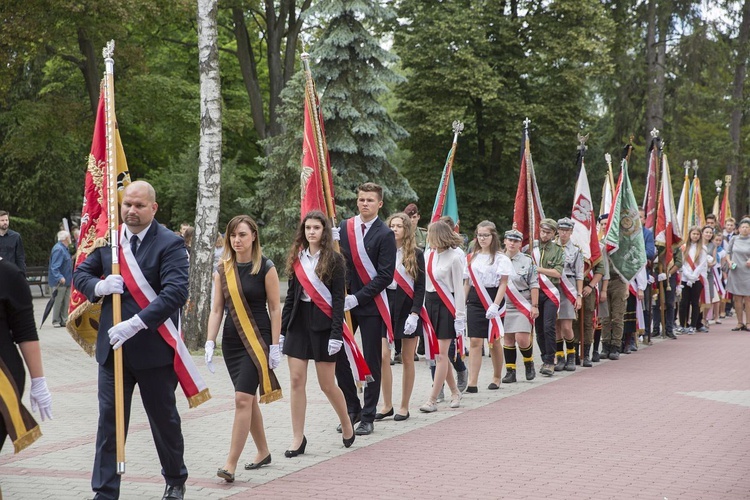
[
  {"xmin": 338, "ymin": 217, "xmax": 396, "ymax": 317},
  {"xmin": 392, "ymin": 247, "xmax": 426, "ymax": 321},
  {"xmin": 281, "ymin": 253, "xmax": 345, "ymax": 341},
  {"xmin": 73, "ymin": 221, "xmax": 189, "ymax": 370}
]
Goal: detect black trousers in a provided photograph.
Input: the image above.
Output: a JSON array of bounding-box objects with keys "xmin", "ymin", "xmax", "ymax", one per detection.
[
  {"xmin": 92, "ymin": 358, "xmax": 187, "ymax": 500},
  {"xmin": 679, "ymin": 281, "xmax": 704, "ymax": 328},
  {"xmin": 652, "ymin": 274, "xmax": 677, "ymax": 335},
  {"xmin": 334, "ymin": 313, "xmax": 384, "ymax": 424},
  {"xmin": 534, "ymin": 293, "xmax": 557, "ymax": 364}
]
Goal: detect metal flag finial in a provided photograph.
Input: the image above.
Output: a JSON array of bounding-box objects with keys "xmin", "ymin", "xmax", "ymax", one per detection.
[
  {"xmin": 604, "ymin": 152, "xmax": 612, "ymax": 165},
  {"xmin": 452, "ymin": 120, "xmax": 465, "ymax": 135},
  {"xmin": 725, "ymin": 174, "xmax": 732, "ymax": 185},
  {"xmin": 577, "ymin": 132, "xmax": 589, "ymax": 152},
  {"xmin": 715, "ymin": 179, "xmax": 723, "ymax": 193},
  {"xmin": 103, "ymin": 40, "xmax": 115, "ymax": 60},
  {"xmin": 692, "ymin": 159, "xmax": 699, "ymax": 173},
  {"xmin": 523, "ymin": 117, "xmax": 531, "ymax": 130},
  {"xmin": 650, "ymin": 128, "xmax": 659, "ymax": 138}
]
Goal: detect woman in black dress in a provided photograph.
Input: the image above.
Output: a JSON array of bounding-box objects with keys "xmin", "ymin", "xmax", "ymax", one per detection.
[
  {"xmin": 205, "ymin": 215, "xmax": 282, "ymax": 481},
  {"xmin": 376, "ymin": 212, "xmax": 425, "ymax": 422},
  {"xmin": 281, "ymin": 211, "xmax": 354, "ymax": 456}
]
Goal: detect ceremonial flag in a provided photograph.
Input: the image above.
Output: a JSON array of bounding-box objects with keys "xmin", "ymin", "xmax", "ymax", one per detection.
[
  {"xmin": 642, "ymin": 139, "xmax": 659, "ymax": 231},
  {"xmin": 712, "ymin": 184, "xmax": 721, "ymax": 219},
  {"xmin": 512, "ymin": 127, "xmax": 545, "ymax": 249},
  {"xmin": 300, "ymin": 65, "xmax": 334, "ymax": 219},
  {"xmin": 601, "ymin": 175, "xmax": 613, "ymax": 217},
  {"xmin": 604, "ymin": 160, "xmax": 647, "ymax": 281},
  {"xmin": 690, "ymin": 171, "xmax": 706, "ymax": 229},
  {"xmin": 719, "ymin": 176, "xmax": 732, "ymax": 226},
  {"xmin": 431, "ymin": 122, "xmax": 463, "ymax": 229},
  {"xmin": 67, "ymin": 90, "xmax": 130, "ymax": 355},
  {"xmin": 654, "ymin": 154, "xmax": 682, "ymax": 269},
  {"xmin": 676, "ymin": 166, "xmax": 691, "ymax": 243},
  {"xmin": 571, "ymin": 154, "xmax": 601, "ymax": 269}
]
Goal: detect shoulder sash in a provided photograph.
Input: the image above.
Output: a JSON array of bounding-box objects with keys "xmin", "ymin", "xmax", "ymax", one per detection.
[
  {"xmin": 120, "ymin": 227, "xmax": 210, "ymax": 408},
  {"xmin": 466, "ymin": 253, "xmax": 505, "ymax": 343},
  {"xmin": 393, "ymin": 263, "xmax": 439, "ymax": 360},
  {"xmin": 533, "ymin": 247, "xmax": 561, "ymax": 308},
  {"xmin": 0, "ymin": 357, "xmax": 41, "ymax": 453}
]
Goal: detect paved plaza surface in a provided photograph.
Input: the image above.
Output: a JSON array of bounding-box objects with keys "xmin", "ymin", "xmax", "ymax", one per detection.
[{"xmin": 1, "ymin": 295, "xmax": 749, "ymax": 499}]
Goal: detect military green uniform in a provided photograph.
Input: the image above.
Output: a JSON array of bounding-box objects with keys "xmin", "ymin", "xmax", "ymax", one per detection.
[
  {"xmin": 533, "ymin": 238, "xmax": 564, "ymax": 369},
  {"xmin": 572, "ymin": 256, "xmax": 606, "ymax": 366}
]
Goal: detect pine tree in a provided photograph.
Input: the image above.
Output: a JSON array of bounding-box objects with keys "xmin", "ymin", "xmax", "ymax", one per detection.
[{"xmin": 311, "ymin": 0, "xmax": 414, "ymax": 212}]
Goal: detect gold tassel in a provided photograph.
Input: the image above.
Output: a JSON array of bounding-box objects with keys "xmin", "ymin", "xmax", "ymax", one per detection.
[
  {"xmin": 259, "ymin": 389, "xmax": 283, "ymax": 404},
  {"xmin": 187, "ymin": 389, "xmax": 212, "ymax": 409},
  {"xmin": 13, "ymin": 426, "xmax": 42, "ymax": 454}
]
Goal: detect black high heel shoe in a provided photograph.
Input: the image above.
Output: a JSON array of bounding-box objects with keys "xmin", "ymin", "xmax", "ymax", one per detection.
[
  {"xmin": 343, "ymin": 431, "xmax": 355, "ymax": 448},
  {"xmin": 284, "ymin": 436, "xmax": 307, "ymax": 458}
]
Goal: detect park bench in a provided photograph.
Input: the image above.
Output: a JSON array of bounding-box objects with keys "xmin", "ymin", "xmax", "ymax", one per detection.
[{"xmin": 26, "ymin": 266, "xmax": 49, "ymax": 296}]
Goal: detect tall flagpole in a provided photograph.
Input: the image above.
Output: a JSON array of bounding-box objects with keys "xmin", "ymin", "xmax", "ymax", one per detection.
[
  {"xmin": 102, "ymin": 40, "xmax": 126, "ymax": 475},
  {"xmin": 576, "ymin": 133, "xmax": 588, "ymax": 354},
  {"xmin": 524, "ymin": 118, "xmax": 535, "ymax": 260}
]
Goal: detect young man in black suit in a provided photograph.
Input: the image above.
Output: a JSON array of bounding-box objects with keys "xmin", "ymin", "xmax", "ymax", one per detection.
[
  {"xmin": 74, "ymin": 181, "xmax": 190, "ymax": 500},
  {"xmin": 334, "ymin": 182, "xmax": 396, "ymax": 435}
]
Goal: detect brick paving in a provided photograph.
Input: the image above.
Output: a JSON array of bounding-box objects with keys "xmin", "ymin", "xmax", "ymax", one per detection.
[{"xmin": 1, "ymin": 295, "xmax": 748, "ymax": 499}]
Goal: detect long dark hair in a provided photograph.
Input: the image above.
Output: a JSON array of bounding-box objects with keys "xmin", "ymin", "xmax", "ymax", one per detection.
[{"xmin": 286, "ymin": 211, "xmax": 340, "ymax": 283}]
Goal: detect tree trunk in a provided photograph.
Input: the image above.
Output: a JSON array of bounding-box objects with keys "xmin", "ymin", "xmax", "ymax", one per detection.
[
  {"xmin": 77, "ymin": 27, "xmax": 100, "ymax": 116},
  {"xmin": 185, "ymin": 0, "xmax": 223, "ymax": 351},
  {"xmin": 645, "ymin": 0, "xmax": 664, "ymax": 144},
  {"xmin": 265, "ymin": 0, "xmax": 286, "ymax": 137},
  {"xmin": 232, "ymin": 7, "xmax": 267, "ymax": 140},
  {"xmin": 729, "ymin": 0, "xmax": 750, "ymax": 216}
]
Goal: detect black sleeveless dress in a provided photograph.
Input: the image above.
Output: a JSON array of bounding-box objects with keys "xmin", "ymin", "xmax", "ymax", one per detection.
[{"xmin": 222, "ymin": 257, "xmax": 274, "ymax": 395}]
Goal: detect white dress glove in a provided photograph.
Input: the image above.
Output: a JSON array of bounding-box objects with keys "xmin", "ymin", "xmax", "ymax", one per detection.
[
  {"xmin": 454, "ymin": 318, "xmax": 466, "ymax": 336},
  {"xmin": 269, "ymin": 344, "xmax": 281, "ymax": 370},
  {"xmin": 344, "ymin": 294, "xmax": 358, "ymax": 311},
  {"xmin": 30, "ymin": 377, "xmax": 53, "ymax": 421},
  {"xmin": 108, "ymin": 315, "xmax": 146, "ymax": 350},
  {"xmin": 485, "ymin": 303, "xmax": 500, "ymax": 319},
  {"xmin": 647, "ymin": 275, "xmax": 655, "ymax": 285},
  {"xmin": 95, "ymin": 275, "xmax": 124, "ymax": 297},
  {"xmin": 403, "ymin": 314, "xmax": 419, "ymax": 335},
  {"xmin": 328, "ymin": 339, "xmax": 343, "ymax": 356},
  {"xmin": 279, "ymin": 335, "xmax": 285, "ymax": 353},
  {"xmin": 204, "ymin": 340, "xmax": 215, "ymax": 374},
  {"xmin": 657, "ymin": 273, "xmax": 667, "ymax": 282},
  {"xmin": 332, "ymin": 226, "xmax": 341, "ymax": 241}
]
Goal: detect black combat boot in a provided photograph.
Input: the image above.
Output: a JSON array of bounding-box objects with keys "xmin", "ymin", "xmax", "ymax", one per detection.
[
  {"xmin": 564, "ymin": 351, "xmax": 576, "ymax": 371},
  {"xmin": 582, "ymin": 344, "xmax": 593, "ymax": 367},
  {"xmin": 525, "ymin": 361, "xmax": 536, "ymax": 380},
  {"xmin": 608, "ymin": 344, "xmax": 620, "ymax": 360},
  {"xmin": 502, "ymin": 368, "xmax": 517, "ymax": 383},
  {"xmin": 599, "ymin": 343, "xmax": 610, "ymax": 360}
]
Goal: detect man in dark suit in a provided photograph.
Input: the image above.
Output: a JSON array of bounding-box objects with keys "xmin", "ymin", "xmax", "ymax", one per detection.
[
  {"xmin": 74, "ymin": 181, "xmax": 189, "ymax": 500},
  {"xmin": 334, "ymin": 182, "xmax": 396, "ymax": 435}
]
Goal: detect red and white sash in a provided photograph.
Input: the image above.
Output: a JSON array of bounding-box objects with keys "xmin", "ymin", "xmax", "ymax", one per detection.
[
  {"xmin": 627, "ymin": 282, "xmax": 645, "ymax": 331},
  {"xmin": 293, "ymin": 257, "xmax": 373, "ymax": 385},
  {"xmin": 505, "ymin": 278, "xmax": 533, "ymax": 323},
  {"xmin": 712, "ymin": 265, "xmax": 726, "ymax": 300},
  {"xmin": 426, "ymin": 250, "xmax": 463, "ymax": 355},
  {"xmin": 466, "ymin": 254, "xmax": 505, "ymax": 343},
  {"xmin": 347, "ymin": 217, "xmax": 394, "ymax": 344},
  {"xmin": 393, "ymin": 263, "xmax": 439, "ymax": 360},
  {"xmin": 559, "ymin": 274, "xmax": 577, "ymax": 306},
  {"xmin": 533, "ymin": 247, "xmax": 561, "ymax": 309},
  {"xmin": 119, "ymin": 227, "xmax": 210, "ymax": 408},
  {"xmin": 685, "ymin": 251, "xmax": 711, "ymax": 304}
]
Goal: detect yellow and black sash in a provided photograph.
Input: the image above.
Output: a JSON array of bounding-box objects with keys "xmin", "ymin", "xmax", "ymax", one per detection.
[
  {"xmin": 219, "ymin": 261, "xmax": 282, "ymax": 404},
  {"xmin": 0, "ymin": 357, "xmax": 41, "ymax": 453}
]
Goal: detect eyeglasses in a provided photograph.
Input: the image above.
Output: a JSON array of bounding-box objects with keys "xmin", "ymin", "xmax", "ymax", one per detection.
[{"xmin": 476, "ymin": 234, "xmax": 492, "ymax": 239}]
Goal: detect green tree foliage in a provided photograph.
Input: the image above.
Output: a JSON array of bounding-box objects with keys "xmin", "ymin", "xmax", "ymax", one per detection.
[{"xmin": 393, "ymin": 0, "xmax": 614, "ymax": 231}]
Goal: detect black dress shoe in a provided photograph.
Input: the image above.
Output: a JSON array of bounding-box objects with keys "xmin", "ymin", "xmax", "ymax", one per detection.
[
  {"xmin": 394, "ymin": 411, "xmax": 410, "ymax": 421},
  {"xmin": 374, "ymin": 408, "xmax": 394, "ymax": 420},
  {"xmin": 354, "ymin": 421, "xmax": 374, "ymax": 435},
  {"xmin": 245, "ymin": 453, "xmax": 271, "ymax": 470},
  {"xmin": 162, "ymin": 484, "xmax": 185, "ymax": 500},
  {"xmin": 216, "ymin": 468, "xmax": 234, "ymax": 483},
  {"xmin": 337, "ymin": 411, "xmax": 361, "ymax": 433},
  {"xmin": 343, "ymin": 432, "xmax": 355, "ymax": 448},
  {"xmin": 284, "ymin": 435, "xmax": 307, "ymax": 458},
  {"xmin": 464, "ymin": 385, "xmax": 478, "ymax": 393}
]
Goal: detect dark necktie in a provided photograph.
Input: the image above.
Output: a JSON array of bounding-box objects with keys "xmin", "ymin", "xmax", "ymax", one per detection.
[
  {"xmin": 361, "ymin": 223, "xmax": 366, "ymax": 236},
  {"xmin": 130, "ymin": 234, "xmax": 139, "ymax": 256}
]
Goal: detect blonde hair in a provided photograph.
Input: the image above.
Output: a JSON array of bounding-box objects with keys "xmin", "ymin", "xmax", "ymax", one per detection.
[
  {"xmin": 427, "ymin": 221, "xmax": 463, "ymax": 250},
  {"xmin": 223, "ymin": 215, "xmax": 262, "ymax": 274},
  {"xmin": 387, "ymin": 212, "xmax": 418, "ymax": 280}
]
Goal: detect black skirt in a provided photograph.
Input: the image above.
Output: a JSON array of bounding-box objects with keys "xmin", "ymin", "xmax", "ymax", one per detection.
[
  {"xmin": 223, "ymin": 332, "xmax": 271, "ymax": 396},
  {"xmin": 284, "ymin": 301, "xmax": 337, "ymax": 362},
  {"xmin": 425, "ymin": 291, "xmax": 456, "ymax": 340},
  {"xmin": 466, "ymin": 287, "xmax": 503, "ymax": 339},
  {"xmin": 387, "ymin": 288, "xmax": 421, "ymax": 340}
]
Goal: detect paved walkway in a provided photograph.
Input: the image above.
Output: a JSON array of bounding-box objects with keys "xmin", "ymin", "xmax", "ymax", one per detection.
[{"xmin": 1, "ymin": 296, "xmax": 748, "ymax": 499}]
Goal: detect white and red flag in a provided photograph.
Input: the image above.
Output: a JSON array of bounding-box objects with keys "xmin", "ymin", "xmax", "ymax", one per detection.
[
  {"xmin": 571, "ymin": 157, "xmax": 602, "ymax": 270},
  {"xmin": 512, "ymin": 122, "xmax": 545, "ymax": 250},
  {"xmin": 654, "ymin": 154, "xmax": 683, "ymax": 270}
]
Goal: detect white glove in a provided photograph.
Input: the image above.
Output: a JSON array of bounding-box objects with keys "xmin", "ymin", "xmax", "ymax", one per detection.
[
  {"xmin": 332, "ymin": 226, "xmax": 341, "ymax": 241},
  {"xmin": 204, "ymin": 340, "xmax": 215, "ymax": 374},
  {"xmin": 676, "ymin": 284, "xmax": 684, "ymax": 295},
  {"xmin": 454, "ymin": 318, "xmax": 466, "ymax": 336},
  {"xmin": 404, "ymin": 314, "xmax": 419, "ymax": 335},
  {"xmin": 279, "ymin": 335, "xmax": 285, "ymax": 353},
  {"xmin": 108, "ymin": 315, "xmax": 146, "ymax": 350},
  {"xmin": 328, "ymin": 339, "xmax": 343, "ymax": 356},
  {"xmin": 30, "ymin": 377, "xmax": 53, "ymax": 421},
  {"xmin": 269, "ymin": 344, "xmax": 281, "ymax": 370},
  {"xmin": 95, "ymin": 275, "xmax": 124, "ymax": 297},
  {"xmin": 344, "ymin": 294, "xmax": 358, "ymax": 311},
  {"xmin": 657, "ymin": 273, "xmax": 667, "ymax": 282},
  {"xmin": 648, "ymin": 275, "xmax": 655, "ymax": 285},
  {"xmin": 485, "ymin": 303, "xmax": 500, "ymax": 319}
]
